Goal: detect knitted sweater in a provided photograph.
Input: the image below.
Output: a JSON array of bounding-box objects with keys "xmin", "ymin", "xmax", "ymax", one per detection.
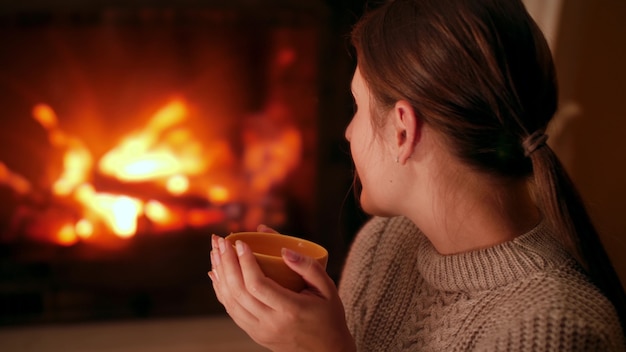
[{"xmin": 338, "ymin": 216, "xmax": 625, "ymax": 351}]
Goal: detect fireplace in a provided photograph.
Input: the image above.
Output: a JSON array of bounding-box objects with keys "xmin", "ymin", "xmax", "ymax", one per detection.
[{"xmin": 0, "ymin": 0, "xmax": 367, "ymax": 325}]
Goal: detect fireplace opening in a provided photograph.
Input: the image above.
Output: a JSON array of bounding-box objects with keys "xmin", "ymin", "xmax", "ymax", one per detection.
[{"xmin": 0, "ymin": 1, "xmax": 367, "ymax": 325}]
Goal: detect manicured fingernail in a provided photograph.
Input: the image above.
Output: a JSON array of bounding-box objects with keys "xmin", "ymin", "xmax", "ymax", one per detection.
[
  {"xmin": 235, "ymin": 240, "xmax": 245, "ymax": 256},
  {"xmin": 218, "ymin": 237, "xmax": 226, "ymax": 253},
  {"xmin": 282, "ymin": 248, "xmax": 302, "ymax": 262},
  {"xmin": 211, "ymin": 235, "xmax": 219, "ymax": 250},
  {"xmin": 211, "ymin": 249, "xmax": 221, "ymax": 266}
]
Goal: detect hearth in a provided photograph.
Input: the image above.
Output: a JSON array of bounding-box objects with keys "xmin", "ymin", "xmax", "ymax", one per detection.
[{"xmin": 0, "ymin": 0, "xmax": 367, "ymax": 325}]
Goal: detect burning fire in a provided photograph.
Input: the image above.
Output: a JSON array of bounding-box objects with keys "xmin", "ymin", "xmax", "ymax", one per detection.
[{"xmin": 1, "ymin": 98, "xmax": 302, "ymax": 246}]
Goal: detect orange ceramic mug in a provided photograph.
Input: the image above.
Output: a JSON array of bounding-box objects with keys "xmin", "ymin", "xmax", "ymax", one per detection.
[{"xmin": 224, "ymin": 232, "xmax": 328, "ymax": 292}]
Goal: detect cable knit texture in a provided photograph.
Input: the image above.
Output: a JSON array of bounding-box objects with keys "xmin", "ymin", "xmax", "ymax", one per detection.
[{"xmin": 338, "ymin": 216, "xmax": 625, "ymax": 351}]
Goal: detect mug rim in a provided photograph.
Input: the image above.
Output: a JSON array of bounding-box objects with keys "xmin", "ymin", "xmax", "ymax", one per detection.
[{"xmin": 224, "ymin": 231, "xmax": 328, "ymax": 262}]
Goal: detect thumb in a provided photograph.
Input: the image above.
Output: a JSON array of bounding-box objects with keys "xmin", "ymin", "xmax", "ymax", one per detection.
[
  {"xmin": 281, "ymin": 248, "xmax": 334, "ymax": 297},
  {"xmin": 257, "ymin": 224, "xmax": 278, "ymax": 234}
]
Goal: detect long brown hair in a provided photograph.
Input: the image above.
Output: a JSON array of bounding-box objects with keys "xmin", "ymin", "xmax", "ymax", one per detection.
[{"xmin": 351, "ymin": 0, "xmax": 626, "ymax": 328}]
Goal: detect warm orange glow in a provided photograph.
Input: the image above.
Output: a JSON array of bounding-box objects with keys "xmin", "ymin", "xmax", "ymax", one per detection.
[
  {"xmin": 244, "ymin": 126, "xmax": 302, "ymax": 193},
  {"xmin": 32, "ymin": 104, "xmax": 58, "ymax": 130},
  {"xmin": 2, "ymin": 97, "xmax": 303, "ymax": 245},
  {"xmin": 98, "ymin": 99, "xmax": 207, "ymax": 182},
  {"xmin": 147, "ymin": 99, "xmax": 187, "ymax": 131},
  {"xmin": 208, "ymin": 185, "xmax": 230, "ymax": 204},
  {"xmin": 32, "ymin": 103, "xmax": 93, "ymax": 196},
  {"xmin": 145, "ymin": 200, "xmax": 172, "ymax": 224},
  {"xmin": 53, "ymin": 146, "xmax": 92, "ymax": 196},
  {"xmin": 0, "ymin": 162, "xmax": 32, "ymax": 195},
  {"xmin": 187, "ymin": 208, "xmax": 225, "ymax": 228},
  {"xmin": 75, "ymin": 184, "xmax": 143, "ymax": 238},
  {"xmin": 99, "ymin": 195, "xmax": 142, "ymax": 238},
  {"xmin": 104, "ymin": 151, "xmax": 180, "ymax": 181},
  {"xmin": 57, "ymin": 223, "xmax": 79, "ymax": 246},
  {"xmin": 166, "ymin": 174, "xmax": 189, "ymax": 195},
  {"xmin": 49, "ymin": 130, "xmax": 67, "ymax": 147},
  {"xmin": 75, "ymin": 219, "xmax": 94, "ymax": 239}
]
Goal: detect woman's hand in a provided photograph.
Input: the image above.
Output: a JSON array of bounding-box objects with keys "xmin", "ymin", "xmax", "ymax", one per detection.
[{"xmin": 208, "ymin": 232, "xmax": 355, "ymax": 352}]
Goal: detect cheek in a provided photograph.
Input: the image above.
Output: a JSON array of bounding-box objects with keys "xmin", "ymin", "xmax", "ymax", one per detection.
[
  {"xmin": 349, "ymin": 118, "xmax": 375, "ymax": 162},
  {"xmin": 351, "ymin": 142, "xmax": 388, "ymax": 212},
  {"xmin": 350, "ymin": 136, "xmax": 374, "ymax": 174}
]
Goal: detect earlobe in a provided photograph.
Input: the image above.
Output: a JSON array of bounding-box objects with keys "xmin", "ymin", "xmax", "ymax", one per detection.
[{"xmin": 393, "ymin": 100, "xmax": 420, "ymax": 164}]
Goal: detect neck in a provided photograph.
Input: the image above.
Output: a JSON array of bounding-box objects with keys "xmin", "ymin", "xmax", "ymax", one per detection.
[
  {"xmin": 406, "ymin": 166, "xmax": 540, "ymax": 255},
  {"xmin": 390, "ymin": 126, "xmax": 540, "ymax": 255}
]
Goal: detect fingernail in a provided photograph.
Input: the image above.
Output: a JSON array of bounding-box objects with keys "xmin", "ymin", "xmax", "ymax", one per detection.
[
  {"xmin": 235, "ymin": 240, "xmax": 245, "ymax": 256},
  {"xmin": 211, "ymin": 235, "xmax": 218, "ymax": 250},
  {"xmin": 257, "ymin": 224, "xmax": 267, "ymax": 232},
  {"xmin": 282, "ymin": 248, "xmax": 302, "ymax": 262},
  {"xmin": 218, "ymin": 237, "xmax": 226, "ymax": 253},
  {"xmin": 211, "ymin": 249, "xmax": 221, "ymax": 266}
]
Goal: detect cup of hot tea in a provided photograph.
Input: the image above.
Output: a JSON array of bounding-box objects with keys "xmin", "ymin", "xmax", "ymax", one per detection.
[{"xmin": 224, "ymin": 231, "xmax": 328, "ymax": 292}]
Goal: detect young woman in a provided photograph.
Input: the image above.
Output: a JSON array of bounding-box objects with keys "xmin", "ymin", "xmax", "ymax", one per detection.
[{"xmin": 209, "ymin": 0, "xmax": 626, "ymax": 350}]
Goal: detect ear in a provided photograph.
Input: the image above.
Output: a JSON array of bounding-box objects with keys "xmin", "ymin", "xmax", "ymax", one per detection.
[{"xmin": 392, "ymin": 100, "xmax": 421, "ymax": 164}]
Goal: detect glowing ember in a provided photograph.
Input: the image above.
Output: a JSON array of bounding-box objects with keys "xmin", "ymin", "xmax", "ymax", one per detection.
[
  {"xmin": 57, "ymin": 223, "xmax": 79, "ymax": 247},
  {"xmin": 75, "ymin": 219, "xmax": 94, "ymax": 239},
  {"xmin": 166, "ymin": 174, "xmax": 189, "ymax": 195},
  {"xmin": 144, "ymin": 200, "xmax": 173, "ymax": 225},
  {"xmin": 208, "ymin": 185, "xmax": 230, "ymax": 205},
  {"xmin": 0, "ymin": 162, "xmax": 31, "ymax": 195}
]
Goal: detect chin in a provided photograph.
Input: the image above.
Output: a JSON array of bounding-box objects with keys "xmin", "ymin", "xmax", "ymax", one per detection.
[{"xmin": 359, "ymin": 193, "xmax": 392, "ymax": 217}]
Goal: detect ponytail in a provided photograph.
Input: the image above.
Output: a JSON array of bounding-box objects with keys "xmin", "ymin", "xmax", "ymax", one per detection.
[{"xmin": 531, "ymin": 144, "xmax": 626, "ymax": 330}]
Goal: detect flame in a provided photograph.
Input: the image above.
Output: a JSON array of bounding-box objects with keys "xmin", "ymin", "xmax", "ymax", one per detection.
[
  {"xmin": 98, "ymin": 100, "xmax": 206, "ymax": 184},
  {"xmin": 30, "ymin": 101, "xmax": 205, "ymax": 242},
  {"xmin": 1, "ymin": 97, "xmax": 302, "ymax": 246},
  {"xmin": 0, "ymin": 162, "xmax": 31, "ymax": 195},
  {"xmin": 75, "ymin": 184, "xmax": 143, "ymax": 238},
  {"xmin": 33, "ymin": 104, "xmax": 93, "ymax": 196}
]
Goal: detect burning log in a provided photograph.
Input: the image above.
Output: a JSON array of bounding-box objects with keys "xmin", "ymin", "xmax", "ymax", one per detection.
[{"xmin": 92, "ymin": 173, "xmax": 212, "ymax": 209}]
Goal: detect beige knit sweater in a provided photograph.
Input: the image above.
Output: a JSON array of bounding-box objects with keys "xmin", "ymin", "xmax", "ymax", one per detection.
[{"xmin": 338, "ymin": 216, "xmax": 625, "ymax": 351}]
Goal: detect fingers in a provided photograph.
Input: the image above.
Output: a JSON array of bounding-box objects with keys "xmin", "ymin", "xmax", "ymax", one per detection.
[
  {"xmin": 210, "ymin": 235, "xmax": 270, "ymax": 322},
  {"xmin": 256, "ymin": 224, "xmax": 278, "ymax": 234},
  {"xmin": 209, "ymin": 234, "xmax": 350, "ymax": 352},
  {"xmin": 210, "ymin": 242, "xmax": 257, "ymax": 326},
  {"xmin": 282, "ymin": 248, "xmax": 336, "ymax": 299},
  {"xmin": 209, "ymin": 234, "xmax": 336, "ymax": 318},
  {"xmin": 235, "ymin": 240, "xmax": 292, "ymax": 306},
  {"xmin": 210, "ymin": 278, "xmax": 259, "ymax": 332}
]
